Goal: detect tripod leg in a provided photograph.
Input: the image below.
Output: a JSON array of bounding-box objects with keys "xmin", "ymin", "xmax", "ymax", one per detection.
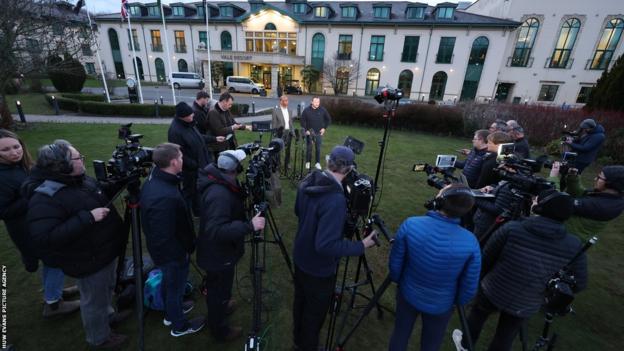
[
  {"xmin": 267, "ymin": 208, "xmax": 294, "ymax": 280},
  {"xmin": 129, "ymin": 203, "xmax": 145, "ymax": 351},
  {"xmin": 519, "ymin": 319, "xmax": 529, "ymax": 351},
  {"xmin": 457, "ymin": 305, "xmax": 474, "ymax": 351},
  {"xmin": 324, "ymin": 258, "xmax": 351, "ymax": 350}
]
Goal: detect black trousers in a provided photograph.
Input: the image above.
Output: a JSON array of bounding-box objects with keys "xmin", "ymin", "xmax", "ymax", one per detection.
[
  {"xmin": 276, "ymin": 129, "xmax": 293, "ymax": 171},
  {"xmin": 204, "ymin": 266, "xmax": 235, "ymax": 340},
  {"xmin": 293, "ymin": 266, "xmax": 335, "ymax": 351},
  {"xmin": 462, "ymin": 291, "xmax": 526, "ymax": 351}
]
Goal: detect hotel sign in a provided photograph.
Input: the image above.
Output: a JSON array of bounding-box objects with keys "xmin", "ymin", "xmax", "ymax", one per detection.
[
  {"xmin": 201, "ymin": 50, "xmax": 305, "ymax": 65},
  {"xmin": 220, "ymin": 54, "xmax": 253, "ymax": 62}
]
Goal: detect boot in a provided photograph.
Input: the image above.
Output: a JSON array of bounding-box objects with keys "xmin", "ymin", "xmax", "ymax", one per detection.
[
  {"xmin": 42, "ymin": 299, "xmax": 80, "ymax": 318},
  {"xmin": 93, "ymin": 332, "xmax": 128, "ymax": 349}
]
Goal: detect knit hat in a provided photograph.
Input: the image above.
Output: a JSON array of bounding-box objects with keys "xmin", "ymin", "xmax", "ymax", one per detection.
[
  {"xmin": 579, "ymin": 118, "xmax": 597, "ymax": 130},
  {"xmin": 533, "ymin": 189, "xmax": 574, "ymax": 222},
  {"xmin": 175, "ymin": 102, "xmax": 193, "ymax": 118},
  {"xmin": 218, "ymin": 150, "xmax": 246, "ymax": 172},
  {"xmin": 329, "ymin": 146, "xmax": 355, "ymax": 166},
  {"xmin": 602, "ymin": 165, "xmax": 624, "ymax": 193}
]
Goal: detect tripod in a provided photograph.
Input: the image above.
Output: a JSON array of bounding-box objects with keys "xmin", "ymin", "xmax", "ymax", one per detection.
[
  {"xmin": 369, "ymin": 97, "xmax": 399, "ymax": 216},
  {"xmin": 478, "ymin": 187, "xmax": 531, "ymax": 247}
]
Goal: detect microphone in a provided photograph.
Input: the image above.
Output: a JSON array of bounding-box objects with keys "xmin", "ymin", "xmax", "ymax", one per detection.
[{"xmin": 268, "ymin": 138, "xmax": 284, "ymax": 153}]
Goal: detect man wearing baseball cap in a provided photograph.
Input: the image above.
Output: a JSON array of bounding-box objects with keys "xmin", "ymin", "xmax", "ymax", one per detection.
[
  {"xmin": 292, "ymin": 145, "xmax": 377, "ymax": 351},
  {"xmin": 563, "ymin": 118, "xmax": 605, "ymax": 173},
  {"xmin": 196, "ymin": 149, "xmax": 265, "ymax": 342}
]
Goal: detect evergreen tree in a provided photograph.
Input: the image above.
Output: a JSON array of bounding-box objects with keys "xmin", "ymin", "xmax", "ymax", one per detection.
[{"xmin": 587, "ymin": 54, "xmax": 624, "ymax": 111}]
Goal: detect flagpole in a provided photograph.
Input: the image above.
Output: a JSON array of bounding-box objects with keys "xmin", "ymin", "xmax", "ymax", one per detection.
[
  {"xmin": 160, "ymin": 0, "xmax": 177, "ymax": 105},
  {"xmin": 204, "ymin": 0, "xmax": 213, "ymax": 100},
  {"xmin": 84, "ymin": 0, "xmax": 111, "ymax": 103},
  {"xmin": 126, "ymin": 7, "xmax": 144, "ymax": 103}
]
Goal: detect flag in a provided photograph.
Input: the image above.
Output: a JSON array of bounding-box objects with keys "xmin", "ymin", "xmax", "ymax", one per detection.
[{"xmin": 121, "ymin": 0, "xmax": 128, "ymax": 20}]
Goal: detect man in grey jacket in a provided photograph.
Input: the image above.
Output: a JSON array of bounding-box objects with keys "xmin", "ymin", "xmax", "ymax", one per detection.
[{"xmin": 271, "ymin": 95, "xmax": 295, "ymax": 171}]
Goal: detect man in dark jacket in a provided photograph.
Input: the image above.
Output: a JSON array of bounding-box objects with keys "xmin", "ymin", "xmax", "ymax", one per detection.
[
  {"xmin": 192, "ymin": 90, "xmax": 212, "ymax": 135},
  {"xmin": 140, "ymin": 143, "xmax": 204, "ymax": 337},
  {"xmin": 506, "ymin": 121, "xmax": 531, "ymax": 160},
  {"xmin": 206, "ymin": 92, "xmax": 247, "ymax": 158},
  {"xmin": 25, "ymin": 140, "xmax": 127, "ymax": 349},
  {"xmin": 475, "ymin": 132, "xmax": 513, "ymax": 189},
  {"xmin": 292, "ymin": 146, "xmax": 376, "ymax": 351},
  {"xmin": 453, "ymin": 189, "xmax": 588, "ymax": 351},
  {"xmin": 197, "ymin": 149, "xmax": 265, "ymax": 342},
  {"xmin": 455, "ymin": 129, "xmax": 489, "ymax": 188},
  {"xmin": 301, "ymin": 97, "xmax": 331, "ymax": 170},
  {"xmin": 564, "ymin": 118, "xmax": 605, "ymax": 173},
  {"xmin": 168, "ymin": 101, "xmax": 224, "ymax": 214}
]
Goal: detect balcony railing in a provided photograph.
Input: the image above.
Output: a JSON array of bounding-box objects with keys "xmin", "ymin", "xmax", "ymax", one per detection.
[
  {"xmin": 401, "ymin": 52, "xmax": 419, "ymax": 63},
  {"xmin": 368, "ymin": 51, "xmax": 385, "ymax": 61},
  {"xmin": 127, "ymin": 42, "xmax": 140, "ymax": 51},
  {"xmin": 506, "ymin": 56, "xmax": 534, "ymax": 68},
  {"xmin": 435, "ymin": 53, "xmax": 454, "ymax": 64},
  {"xmin": 584, "ymin": 58, "xmax": 612, "ymax": 71},
  {"xmin": 337, "ymin": 52, "xmax": 352, "ymax": 60},
  {"xmin": 151, "ymin": 44, "xmax": 163, "ymax": 52},
  {"xmin": 545, "ymin": 57, "xmax": 574, "ymax": 69},
  {"xmin": 175, "ymin": 44, "xmax": 187, "ymax": 53}
]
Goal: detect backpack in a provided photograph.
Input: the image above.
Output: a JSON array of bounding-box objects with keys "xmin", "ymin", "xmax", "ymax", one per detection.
[{"xmin": 143, "ymin": 269, "xmax": 165, "ymax": 311}]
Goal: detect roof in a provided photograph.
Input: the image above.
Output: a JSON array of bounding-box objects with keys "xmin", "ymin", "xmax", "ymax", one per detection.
[{"xmin": 95, "ymin": 1, "xmax": 520, "ymax": 28}]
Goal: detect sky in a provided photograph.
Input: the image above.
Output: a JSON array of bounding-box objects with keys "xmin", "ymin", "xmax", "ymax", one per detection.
[{"xmin": 85, "ymin": 0, "xmax": 461, "ymax": 15}]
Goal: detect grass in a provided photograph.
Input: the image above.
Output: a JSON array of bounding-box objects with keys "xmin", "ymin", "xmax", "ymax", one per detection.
[
  {"xmin": 6, "ymin": 93, "xmax": 56, "ymax": 115},
  {"xmin": 2, "ymin": 122, "xmax": 623, "ymax": 350}
]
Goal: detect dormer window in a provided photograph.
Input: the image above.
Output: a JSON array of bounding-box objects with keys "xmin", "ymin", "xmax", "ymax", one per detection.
[
  {"xmin": 314, "ymin": 6, "xmax": 328, "ymax": 18},
  {"xmin": 220, "ymin": 6, "xmax": 233, "ymax": 17},
  {"xmin": 373, "ymin": 6, "xmax": 390, "ymax": 19},
  {"xmin": 436, "ymin": 7, "xmax": 454, "ymax": 19},
  {"xmin": 129, "ymin": 6, "xmax": 141, "ymax": 16},
  {"xmin": 293, "ymin": 3, "xmax": 307, "ymax": 14},
  {"xmin": 251, "ymin": 3, "xmax": 263, "ymax": 11},
  {"xmin": 172, "ymin": 6, "xmax": 184, "ymax": 16},
  {"xmin": 148, "ymin": 6, "xmax": 160, "ymax": 16},
  {"xmin": 196, "ymin": 6, "xmax": 204, "ymax": 17},
  {"xmin": 341, "ymin": 6, "xmax": 356, "ymax": 18},
  {"xmin": 406, "ymin": 7, "xmax": 425, "ymax": 19}
]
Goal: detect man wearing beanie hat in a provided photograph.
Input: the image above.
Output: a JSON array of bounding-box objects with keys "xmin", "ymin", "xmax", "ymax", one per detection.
[
  {"xmin": 549, "ymin": 163, "xmax": 624, "ymax": 240},
  {"xmin": 292, "ymin": 145, "xmax": 377, "ymax": 351},
  {"xmin": 196, "ymin": 150, "xmax": 265, "ymax": 342},
  {"xmin": 563, "ymin": 117, "xmax": 605, "ymax": 173},
  {"xmin": 454, "ymin": 189, "xmax": 588, "ymax": 351},
  {"xmin": 168, "ymin": 102, "xmax": 225, "ymax": 215}
]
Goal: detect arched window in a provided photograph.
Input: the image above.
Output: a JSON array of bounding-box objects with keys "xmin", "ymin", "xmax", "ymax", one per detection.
[
  {"xmin": 134, "ymin": 57, "xmax": 144, "ymax": 80},
  {"xmin": 264, "ymin": 22, "xmax": 277, "ymax": 30},
  {"xmin": 460, "ymin": 36, "xmax": 489, "ymax": 101},
  {"xmin": 549, "ymin": 18, "xmax": 581, "ymax": 68},
  {"xmin": 178, "ymin": 59, "xmax": 188, "ymax": 72},
  {"xmin": 511, "ymin": 18, "xmax": 539, "ymax": 67},
  {"xmin": 108, "ymin": 28, "xmax": 125, "ymax": 78},
  {"xmin": 397, "ymin": 70, "xmax": 414, "ymax": 98},
  {"xmin": 155, "ymin": 58, "xmax": 166, "ymax": 82},
  {"xmin": 311, "ymin": 33, "xmax": 325, "ymax": 71},
  {"xmin": 365, "ymin": 68, "xmax": 380, "ymax": 96},
  {"xmin": 590, "ymin": 18, "xmax": 624, "ymax": 70},
  {"xmin": 429, "ymin": 71, "xmax": 447, "ymax": 101},
  {"xmin": 221, "ymin": 31, "xmax": 232, "ymax": 51}
]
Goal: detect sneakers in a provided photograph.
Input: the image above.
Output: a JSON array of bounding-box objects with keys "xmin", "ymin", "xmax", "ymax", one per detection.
[
  {"xmin": 314, "ymin": 163, "xmax": 321, "ymax": 170},
  {"xmin": 42, "ymin": 299, "xmax": 80, "ymax": 318},
  {"xmin": 170, "ymin": 316, "xmax": 205, "ymax": 337},
  {"xmin": 163, "ymin": 300, "xmax": 195, "ymax": 326},
  {"xmin": 305, "ymin": 162, "xmax": 310, "ymax": 169},
  {"xmin": 93, "ymin": 332, "xmax": 128, "ymax": 349},
  {"xmin": 452, "ymin": 329, "xmax": 468, "ymax": 351}
]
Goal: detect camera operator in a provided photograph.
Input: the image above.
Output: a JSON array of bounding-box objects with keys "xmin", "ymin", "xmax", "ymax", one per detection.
[
  {"xmin": 472, "ymin": 181, "xmax": 518, "ymax": 241},
  {"xmin": 389, "ymin": 184, "xmax": 480, "ymax": 351},
  {"xmin": 140, "ymin": 143, "xmax": 205, "ymax": 337},
  {"xmin": 196, "ymin": 150, "xmax": 265, "ymax": 342},
  {"xmin": 453, "ymin": 189, "xmax": 588, "ymax": 351},
  {"xmin": 207, "ymin": 92, "xmax": 249, "ymax": 158},
  {"xmin": 474, "ymin": 132, "xmax": 513, "ymax": 189},
  {"xmin": 506, "ymin": 121, "xmax": 531, "ymax": 159},
  {"xmin": 292, "ymin": 146, "xmax": 377, "ymax": 351},
  {"xmin": 301, "ymin": 96, "xmax": 332, "ymax": 170},
  {"xmin": 455, "ymin": 129, "xmax": 489, "ymax": 188},
  {"xmin": 272, "ymin": 95, "xmax": 295, "ymax": 171},
  {"xmin": 168, "ymin": 102, "xmax": 225, "ymax": 215},
  {"xmin": 549, "ymin": 162, "xmax": 624, "ymax": 240},
  {"xmin": 563, "ymin": 118, "xmax": 605, "ymax": 173},
  {"xmin": 24, "ymin": 140, "xmax": 128, "ymax": 349}
]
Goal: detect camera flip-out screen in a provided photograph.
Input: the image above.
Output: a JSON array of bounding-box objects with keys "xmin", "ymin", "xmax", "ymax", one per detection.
[{"xmin": 435, "ymin": 155, "xmax": 457, "ymax": 169}]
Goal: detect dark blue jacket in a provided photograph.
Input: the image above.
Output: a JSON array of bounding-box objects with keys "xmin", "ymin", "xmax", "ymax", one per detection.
[
  {"xmin": 301, "ymin": 106, "xmax": 331, "ymax": 133},
  {"xmin": 140, "ymin": 167, "xmax": 196, "ymax": 266},
  {"xmin": 569, "ymin": 124, "xmax": 605, "ymax": 165},
  {"xmin": 389, "ymin": 211, "xmax": 481, "ymax": 314},
  {"xmin": 293, "ymin": 170, "xmax": 364, "ymax": 278},
  {"xmin": 455, "ymin": 148, "xmax": 488, "ymax": 188}
]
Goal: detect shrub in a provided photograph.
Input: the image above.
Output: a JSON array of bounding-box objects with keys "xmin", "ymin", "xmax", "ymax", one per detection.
[
  {"xmin": 3, "ymin": 79, "xmax": 21, "ymax": 95},
  {"xmin": 44, "ymin": 94, "xmax": 80, "ymax": 112},
  {"xmin": 61, "ymin": 93, "xmax": 105, "ymax": 102},
  {"xmin": 48, "ymin": 58, "xmax": 87, "ymax": 93},
  {"xmin": 29, "ymin": 78, "xmax": 44, "ymax": 93},
  {"xmin": 230, "ymin": 103, "xmax": 250, "ymax": 116}
]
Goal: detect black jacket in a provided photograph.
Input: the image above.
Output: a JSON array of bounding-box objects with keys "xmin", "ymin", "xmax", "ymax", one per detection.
[
  {"xmin": 23, "ymin": 170, "xmax": 125, "ymax": 278},
  {"xmin": 301, "ymin": 106, "xmax": 331, "ymax": 133},
  {"xmin": 513, "ymin": 137, "xmax": 531, "ymax": 160},
  {"xmin": 196, "ymin": 164, "xmax": 252, "ymax": 271},
  {"xmin": 480, "ymin": 216, "xmax": 588, "ymax": 318},
  {"xmin": 475, "ymin": 152, "xmax": 500, "ymax": 189},
  {"xmin": 569, "ymin": 124, "xmax": 605, "ymax": 165},
  {"xmin": 207, "ymin": 102, "xmax": 238, "ymax": 153},
  {"xmin": 0, "ymin": 163, "xmax": 37, "ymax": 270},
  {"xmin": 140, "ymin": 167, "xmax": 196, "ymax": 266},
  {"xmin": 168, "ymin": 117, "xmax": 215, "ymax": 174},
  {"xmin": 192, "ymin": 100, "xmax": 210, "ymax": 135},
  {"xmin": 473, "ymin": 182, "xmax": 520, "ymax": 239}
]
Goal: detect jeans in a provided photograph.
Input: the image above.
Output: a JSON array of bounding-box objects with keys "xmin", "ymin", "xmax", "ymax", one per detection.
[
  {"xmin": 77, "ymin": 259, "xmax": 117, "ymax": 346},
  {"xmin": 305, "ymin": 134, "xmax": 323, "ymax": 164},
  {"xmin": 42, "ymin": 265, "xmax": 65, "ymax": 303},
  {"xmin": 160, "ymin": 258, "xmax": 190, "ymax": 330},
  {"xmin": 388, "ymin": 290, "xmax": 453, "ymax": 351},
  {"xmin": 462, "ymin": 291, "xmax": 526, "ymax": 351},
  {"xmin": 204, "ymin": 266, "xmax": 235, "ymax": 340},
  {"xmin": 293, "ymin": 266, "xmax": 335, "ymax": 351}
]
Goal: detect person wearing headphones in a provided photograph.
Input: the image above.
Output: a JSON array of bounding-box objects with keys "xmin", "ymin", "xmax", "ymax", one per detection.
[
  {"xmin": 196, "ymin": 149, "xmax": 265, "ymax": 342},
  {"xmin": 388, "ymin": 183, "xmax": 480, "ymax": 351},
  {"xmin": 23, "ymin": 140, "xmax": 128, "ymax": 349},
  {"xmin": 563, "ymin": 118, "xmax": 605, "ymax": 173},
  {"xmin": 453, "ymin": 189, "xmax": 588, "ymax": 351}
]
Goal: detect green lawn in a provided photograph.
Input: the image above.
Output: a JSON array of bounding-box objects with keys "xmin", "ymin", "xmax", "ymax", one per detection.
[
  {"xmin": 2, "ymin": 122, "xmax": 623, "ymax": 350},
  {"xmin": 6, "ymin": 94, "xmax": 56, "ymax": 115}
]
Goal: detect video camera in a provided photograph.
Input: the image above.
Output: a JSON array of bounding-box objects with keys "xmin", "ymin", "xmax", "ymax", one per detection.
[
  {"xmin": 374, "ymin": 85, "xmax": 403, "ymax": 104},
  {"xmin": 343, "ymin": 168, "xmax": 374, "ymax": 217},
  {"xmin": 93, "ymin": 124, "xmax": 153, "ymax": 182},
  {"xmin": 239, "ymin": 139, "xmax": 283, "ymax": 202},
  {"xmin": 543, "ymin": 151, "xmax": 578, "ymax": 177},
  {"xmin": 494, "ymin": 146, "xmax": 554, "ymax": 196},
  {"xmin": 412, "ymin": 161, "xmax": 459, "ymax": 190}
]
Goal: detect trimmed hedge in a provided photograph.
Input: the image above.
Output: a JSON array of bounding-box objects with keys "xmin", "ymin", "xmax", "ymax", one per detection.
[
  {"xmin": 60, "ymin": 93, "xmax": 106, "ymax": 102},
  {"xmin": 44, "ymin": 94, "xmax": 80, "ymax": 112}
]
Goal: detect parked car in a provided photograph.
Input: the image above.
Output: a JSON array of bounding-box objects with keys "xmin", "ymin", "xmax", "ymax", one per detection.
[
  {"xmin": 284, "ymin": 84, "xmax": 302, "ymax": 95},
  {"xmin": 169, "ymin": 72, "xmax": 205, "ymax": 89},
  {"xmin": 226, "ymin": 76, "xmax": 265, "ymax": 94}
]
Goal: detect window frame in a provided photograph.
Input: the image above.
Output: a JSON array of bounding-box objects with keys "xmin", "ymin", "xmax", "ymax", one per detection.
[
  {"xmin": 537, "ymin": 84, "xmax": 559, "ymax": 102},
  {"xmin": 341, "ymin": 6, "xmax": 356, "ymax": 18},
  {"xmin": 436, "ymin": 7, "xmax": 454, "ymax": 20},
  {"xmin": 314, "ymin": 6, "xmax": 328, "ymax": 18},
  {"xmin": 406, "ymin": 7, "xmax": 425, "ymax": 20},
  {"xmin": 401, "ymin": 36, "xmax": 420, "ymax": 62},
  {"xmin": 373, "ymin": 6, "xmax": 391, "ymax": 19},
  {"xmin": 172, "ymin": 6, "xmax": 184, "ymax": 16},
  {"xmin": 436, "ymin": 37, "xmax": 456, "ymax": 64},
  {"xmin": 589, "ymin": 18, "xmax": 624, "ymax": 70},
  {"xmin": 548, "ymin": 18, "xmax": 581, "ymax": 69},
  {"xmin": 368, "ymin": 35, "xmax": 385, "ymax": 61},
  {"xmin": 338, "ymin": 34, "xmax": 353, "ymax": 60}
]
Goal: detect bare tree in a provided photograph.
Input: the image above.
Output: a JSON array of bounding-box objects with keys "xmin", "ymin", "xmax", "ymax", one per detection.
[
  {"xmin": 322, "ymin": 52, "xmax": 361, "ymax": 96},
  {"xmin": 0, "ymin": 0, "xmax": 91, "ymax": 127}
]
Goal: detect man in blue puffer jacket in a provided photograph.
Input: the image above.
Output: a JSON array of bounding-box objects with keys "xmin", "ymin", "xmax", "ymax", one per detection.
[
  {"xmin": 563, "ymin": 118, "xmax": 605, "ymax": 173},
  {"xmin": 388, "ymin": 183, "xmax": 481, "ymax": 351}
]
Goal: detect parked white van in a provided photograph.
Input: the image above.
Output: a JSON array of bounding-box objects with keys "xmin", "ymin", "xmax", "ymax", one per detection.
[
  {"xmin": 226, "ymin": 76, "xmax": 265, "ymax": 94},
  {"xmin": 169, "ymin": 72, "xmax": 205, "ymax": 89}
]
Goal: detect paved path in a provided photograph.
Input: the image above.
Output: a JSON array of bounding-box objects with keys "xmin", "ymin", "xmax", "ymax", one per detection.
[{"xmin": 13, "ymin": 113, "xmax": 271, "ymax": 125}]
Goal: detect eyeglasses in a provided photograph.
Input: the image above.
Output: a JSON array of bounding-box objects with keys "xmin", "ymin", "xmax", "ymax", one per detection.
[
  {"xmin": 71, "ymin": 155, "xmax": 85, "ymax": 161},
  {"xmin": 595, "ymin": 175, "xmax": 606, "ymax": 181}
]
